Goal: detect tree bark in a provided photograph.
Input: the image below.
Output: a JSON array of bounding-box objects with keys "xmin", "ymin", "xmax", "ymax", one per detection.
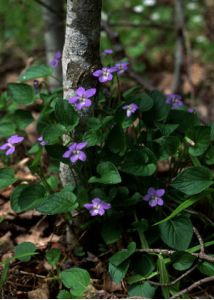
[
  {"xmin": 42, "ymin": 0, "xmax": 65, "ymax": 88},
  {"xmin": 60, "ymin": 0, "xmax": 102, "ymax": 186}
]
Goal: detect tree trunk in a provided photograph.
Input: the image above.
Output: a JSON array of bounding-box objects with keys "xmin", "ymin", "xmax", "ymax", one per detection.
[
  {"xmin": 60, "ymin": 0, "xmax": 102, "ymax": 187},
  {"xmin": 42, "ymin": 0, "xmax": 65, "ymax": 88}
]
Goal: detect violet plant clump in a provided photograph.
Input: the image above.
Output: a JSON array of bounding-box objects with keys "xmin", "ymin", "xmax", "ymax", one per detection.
[{"xmin": 2, "ymin": 58, "xmax": 214, "ymax": 299}]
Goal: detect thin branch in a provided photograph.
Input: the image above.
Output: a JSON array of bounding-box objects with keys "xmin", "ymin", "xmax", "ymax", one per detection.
[
  {"xmin": 171, "ymin": 276, "xmax": 214, "ymax": 299},
  {"xmin": 148, "ymin": 263, "xmax": 198, "ymax": 287},
  {"xmin": 135, "ymin": 248, "xmax": 214, "ymax": 263},
  {"xmin": 193, "ymin": 227, "xmax": 205, "ymax": 255}
]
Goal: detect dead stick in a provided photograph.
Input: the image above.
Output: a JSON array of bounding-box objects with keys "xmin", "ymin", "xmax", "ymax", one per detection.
[{"xmin": 171, "ymin": 276, "xmax": 214, "ymax": 299}]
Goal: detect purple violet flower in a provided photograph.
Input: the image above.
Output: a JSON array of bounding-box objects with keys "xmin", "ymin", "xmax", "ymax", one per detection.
[
  {"xmin": 84, "ymin": 198, "xmax": 111, "ymax": 216},
  {"xmin": 68, "ymin": 87, "xmax": 96, "ymax": 110},
  {"xmin": 143, "ymin": 187, "xmax": 165, "ymax": 207},
  {"xmin": 92, "ymin": 67, "xmax": 116, "ymax": 83},
  {"xmin": 188, "ymin": 108, "xmax": 194, "ymax": 113},
  {"xmin": 50, "ymin": 51, "xmax": 62, "ymax": 68},
  {"xmin": 115, "ymin": 62, "xmax": 129, "ymax": 75},
  {"xmin": 0, "ymin": 135, "xmax": 24, "ymax": 155},
  {"xmin": 38, "ymin": 136, "xmax": 46, "ymax": 146},
  {"xmin": 166, "ymin": 94, "xmax": 184, "ymax": 109},
  {"xmin": 103, "ymin": 49, "xmax": 113, "ymax": 55},
  {"xmin": 122, "ymin": 103, "xmax": 139, "ymax": 117},
  {"xmin": 63, "ymin": 142, "xmax": 87, "ymax": 164}
]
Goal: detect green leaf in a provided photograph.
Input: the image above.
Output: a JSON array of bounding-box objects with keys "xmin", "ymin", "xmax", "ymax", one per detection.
[
  {"xmin": 154, "ymin": 194, "xmax": 203, "ymax": 225},
  {"xmin": 171, "ymin": 166, "xmax": 213, "ymax": 195},
  {"xmin": 168, "ymin": 110, "xmax": 200, "ymax": 132},
  {"xmin": 138, "ymin": 92, "xmax": 154, "ymax": 112},
  {"xmin": 8, "ymin": 83, "xmax": 34, "ymax": 105},
  {"xmin": 205, "ymin": 146, "xmax": 214, "ymax": 165},
  {"xmin": 159, "ymin": 215, "xmax": 193, "ymax": 250},
  {"xmin": 101, "ymin": 220, "xmax": 122, "ymax": 245},
  {"xmin": 57, "ymin": 290, "xmax": 72, "ymax": 299},
  {"xmin": 156, "ymin": 123, "xmax": 179, "ymax": 136},
  {"xmin": 128, "ymin": 282, "xmax": 156, "ymax": 298},
  {"xmin": 172, "ymin": 252, "xmax": 196, "ymax": 271},
  {"xmin": 89, "ymin": 161, "xmax": 121, "ymax": 184},
  {"xmin": 121, "ymin": 147, "xmax": 156, "ymax": 176},
  {"xmin": 147, "ymin": 90, "xmax": 170, "ymax": 122},
  {"xmin": 132, "ymin": 254, "xmax": 155, "ymax": 277},
  {"xmin": 83, "ymin": 129, "xmax": 104, "ymax": 146},
  {"xmin": 0, "ymin": 122, "xmax": 16, "ymax": 137},
  {"xmin": 186, "ymin": 126, "xmax": 210, "ymax": 157},
  {"xmin": 109, "ymin": 260, "xmax": 130, "ymax": 284},
  {"xmin": 15, "ymin": 242, "xmax": 37, "ymax": 262},
  {"xmin": 19, "ymin": 65, "xmax": 52, "ymax": 81},
  {"xmin": 37, "ymin": 185, "xmax": 78, "ymax": 215},
  {"xmin": 107, "ymin": 124, "xmax": 126, "ymax": 154},
  {"xmin": 11, "ymin": 184, "xmax": 46, "ymax": 213},
  {"xmin": 46, "ymin": 248, "xmax": 61, "ymax": 266},
  {"xmin": 59, "ymin": 268, "xmax": 90, "ymax": 298},
  {"xmin": 13, "ymin": 110, "xmax": 33, "ymax": 130},
  {"xmin": 43, "ymin": 124, "xmax": 65, "ymax": 145},
  {"xmin": 0, "ymin": 168, "xmax": 17, "ymax": 190},
  {"xmin": 109, "ymin": 242, "xmax": 136, "ymax": 266},
  {"xmin": 197, "ymin": 261, "xmax": 214, "ymax": 276},
  {"xmin": 155, "ymin": 136, "xmax": 180, "ymax": 160},
  {"xmin": 55, "ymin": 99, "xmax": 79, "ymax": 130},
  {"xmin": 157, "ymin": 255, "xmax": 170, "ymax": 298}
]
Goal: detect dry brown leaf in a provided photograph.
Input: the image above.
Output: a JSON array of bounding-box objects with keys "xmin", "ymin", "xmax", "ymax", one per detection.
[
  {"xmin": 27, "ymin": 283, "xmax": 49, "ymax": 299},
  {"xmin": 15, "ymin": 226, "xmax": 60, "ymax": 250}
]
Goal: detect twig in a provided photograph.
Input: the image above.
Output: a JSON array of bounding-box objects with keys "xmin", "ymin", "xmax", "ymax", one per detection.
[
  {"xmin": 135, "ymin": 248, "xmax": 214, "ymax": 263},
  {"xmin": 148, "ymin": 263, "xmax": 198, "ymax": 287},
  {"xmin": 193, "ymin": 227, "xmax": 205, "ymax": 255},
  {"xmin": 170, "ymin": 276, "xmax": 214, "ymax": 299}
]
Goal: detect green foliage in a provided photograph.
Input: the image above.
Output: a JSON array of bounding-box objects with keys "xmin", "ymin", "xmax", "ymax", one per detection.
[
  {"xmin": 159, "ymin": 216, "xmax": 193, "ymax": 250},
  {"xmin": 46, "ymin": 248, "xmax": 61, "ymax": 266},
  {"xmin": 15, "ymin": 242, "xmax": 37, "ymax": 262},
  {"xmin": 11, "ymin": 184, "xmax": 46, "ymax": 213},
  {"xmin": 8, "ymin": 83, "xmax": 34, "ymax": 105},
  {"xmin": 89, "ymin": 161, "xmax": 121, "ymax": 184},
  {"xmin": 20, "ymin": 65, "xmax": 53, "ymax": 81},
  {"xmin": 0, "ymin": 168, "xmax": 17, "ymax": 190},
  {"xmin": 59, "ymin": 268, "xmax": 90, "ymax": 298},
  {"xmin": 128, "ymin": 282, "xmax": 156, "ymax": 298},
  {"xmin": 172, "ymin": 166, "xmax": 213, "ymax": 195},
  {"xmin": 37, "ymin": 185, "xmax": 78, "ymax": 215}
]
